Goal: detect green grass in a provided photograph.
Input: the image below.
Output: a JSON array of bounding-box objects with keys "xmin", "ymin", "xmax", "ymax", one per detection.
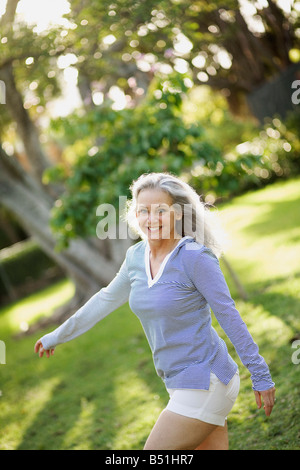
[{"xmin": 0, "ymin": 177, "xmax": 300, "ymax": 450}]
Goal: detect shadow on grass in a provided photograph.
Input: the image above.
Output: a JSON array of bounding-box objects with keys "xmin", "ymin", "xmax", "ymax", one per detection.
[
  {"xmin": 13, "ymin": 269, "xmax": 300, "ymax": 450},
  {"xmin": 14, "ymin": 308, "xmax": 166, "ymax": 450},
  {"xmin": 227, "ymin": 337, "xmax": 300, "ymax": 450},
  {"xmin": 248, "ymin": 271, "xmax": 300, "ymax": 335},
  {"xmin": 240, "ymin": 196, "xmax": 300, "ymax": 241}
]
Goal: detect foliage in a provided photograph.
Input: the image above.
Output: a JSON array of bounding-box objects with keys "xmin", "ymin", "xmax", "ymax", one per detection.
[
  {"xmin": 0, "ymin": 21, "xmax": 70, "ymax": 134},
  {"xmin": 62, "ymin": 0, "xmax": 299, "ymax": 114},
  {"xmin": 0, "ymin": 0, "xmax": 299, "ymax": 254},
  {"xmin": 182, "ymin": 85, "xmax": 260, "ymax": 154},
  {"xmin": 46, "ymin": 73, "xmax": 223, "ymax": 248},
  {"xmin": 1, "ymin": 0, "xmax": 297, "ymax": 138},
  {"xmin": 219, "ymin": 109, "xmax": 300, "ymax": 190},
  {"xmin": 46, "ymin": 72, "xmax": 279, "ymax": 249},
  {"xmin": 182, "ymin": 88, "xmax": 300, "ymax": 200},
  {"xmin": 46, "ymin": 75, "xmax": 300, "ymax": 249},
  {"xmin": 0, "ymin": 240, "xmax": 61, "ymax": 302}
]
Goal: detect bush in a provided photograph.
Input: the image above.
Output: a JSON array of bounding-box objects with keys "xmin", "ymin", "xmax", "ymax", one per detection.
[
  {"xmin": 0, "ymin": 240, "xmax": 63, "ymax": 303},
  {"xmin": 182, "ymin": 88, "xmax": 300, "ymax": 203}
]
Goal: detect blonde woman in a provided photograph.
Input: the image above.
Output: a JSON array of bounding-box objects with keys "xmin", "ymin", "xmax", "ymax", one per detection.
[{"xmin": 35, "ymin": 172, "xmax": 275, "ymax": 450}]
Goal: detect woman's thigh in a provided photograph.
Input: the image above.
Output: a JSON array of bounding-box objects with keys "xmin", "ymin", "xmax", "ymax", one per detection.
[
  {"xmin": 143, "ymin": 409, "xmax": 217, "ymax": 450},
  {"xmin": 195, "ymin": 421, "xmax": 228, "ymax": 450}
]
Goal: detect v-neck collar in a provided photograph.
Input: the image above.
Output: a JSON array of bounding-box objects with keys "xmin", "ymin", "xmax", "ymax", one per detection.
[{"xmin": 144, "ymin": 236, "xmax": 192, "ymax": 288}]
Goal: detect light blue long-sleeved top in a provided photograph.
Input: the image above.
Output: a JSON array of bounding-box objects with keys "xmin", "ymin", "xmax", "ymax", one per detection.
[{"xmin": 41, "ymin": 236, "xmax": 275, "ymax": 391}]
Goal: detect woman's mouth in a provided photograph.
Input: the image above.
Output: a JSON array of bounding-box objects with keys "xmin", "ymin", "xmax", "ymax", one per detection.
[{"xmin": 147, "ymin": 226, "xmax": 162, "ymax": 235}]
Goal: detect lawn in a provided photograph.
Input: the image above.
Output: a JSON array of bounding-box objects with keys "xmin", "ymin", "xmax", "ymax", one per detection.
[{"xmin": 0, "ymin": 177, "xmax": 299, "ymax": 450}]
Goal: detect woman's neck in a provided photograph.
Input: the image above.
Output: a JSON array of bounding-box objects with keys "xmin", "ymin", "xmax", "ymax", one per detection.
[{"xmin": 148, "ymin": 235, "xmax": 182, "ymax": 259}]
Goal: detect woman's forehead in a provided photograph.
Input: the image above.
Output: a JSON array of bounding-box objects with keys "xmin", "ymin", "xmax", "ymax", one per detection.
[{"xmin": 137, "ymin": 188, "xmax": 172, "ymax": 206}]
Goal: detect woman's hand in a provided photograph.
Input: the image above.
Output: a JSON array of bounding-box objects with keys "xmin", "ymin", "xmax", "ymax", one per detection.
[
  {"xmin": 34, "ymin": 339, "xmax": 55, "ymax": 358},
  {"xmin": 254, "ymin": 387, "xmax": 276, "ymax": 416}
]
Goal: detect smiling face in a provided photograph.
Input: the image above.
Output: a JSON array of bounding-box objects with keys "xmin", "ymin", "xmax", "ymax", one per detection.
[{"xmin": 136, "ymin": 188, "xmax": 181, "ymax": 241}]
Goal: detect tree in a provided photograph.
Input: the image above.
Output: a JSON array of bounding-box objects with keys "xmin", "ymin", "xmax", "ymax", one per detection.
[
  {"xmin": 62, "ymin": 0, "xmax": 299, "ymax": 114},
  {"xmin": 47, "ymin": 73, "xmax": 224, "ymax": 248},
  {"xmin": 0, "ymin": 2, "xmax": 224, "ymax": 332},
  {"xmin": 0, "ymin": 2, "xmax": 133, "ymax": 330},
  {"xmin": 3, "ymin": 0, "xmax": 294, "ymax": 330}
]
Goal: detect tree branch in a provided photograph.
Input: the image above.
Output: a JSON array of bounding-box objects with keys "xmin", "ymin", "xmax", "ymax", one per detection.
[{"xmin": 0, "ymin": 0, "xmax": 20, "ymax": 26}]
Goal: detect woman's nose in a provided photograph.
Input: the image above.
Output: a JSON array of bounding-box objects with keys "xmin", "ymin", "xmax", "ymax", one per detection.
[{"xmin": 147, "ymin": 211, "xmax": 159, "ymax": 224}]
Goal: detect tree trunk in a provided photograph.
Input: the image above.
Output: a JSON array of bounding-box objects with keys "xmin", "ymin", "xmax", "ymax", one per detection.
[
  {"xmin": 0, "ymin": 0, "xmax": 131, "ymax": 332},
  {"xmin": 0, "ymin": 0, "xmax": 19, "ymax": 26},
  {"xmin": 0, "ymin": 64, "xmax": 52, "ymax": 185},
  {"xmin": 0, "ymin": 145, "xmax": 132, "ymax": 333}
]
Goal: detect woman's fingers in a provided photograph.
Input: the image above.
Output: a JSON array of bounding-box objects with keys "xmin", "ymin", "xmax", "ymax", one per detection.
[
  {"xmin": 254, "ymin": 390, "xmax": 262, "ymax": 409},
  {"xmin": 263, "ymin": 387, "xmax": 276, "ymax": 416},
  {"xmin": 34, "ymin": 340, "xmax": 41, "ymax": 354},
  {"xmin": 34, "ymin": 340, "xmax": 43, "ymax": 356},
  {"xmin": 45, "ymin": 348, "xmax": 55, "ymax": 358},
  {"xmin": 34, "ymin": 340, "xmax": 55, "ymax": 358},
  {"xmin": 254, "ymin": 387, "xmax": 276, "ymax": 416}
]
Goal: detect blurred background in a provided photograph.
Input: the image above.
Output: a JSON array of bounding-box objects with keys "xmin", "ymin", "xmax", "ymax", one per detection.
[{"xmin": 0, "ymin": 0, "xmax": 299, "ymax": 450}]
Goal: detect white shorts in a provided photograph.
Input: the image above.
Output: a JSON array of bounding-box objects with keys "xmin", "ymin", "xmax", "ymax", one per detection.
[{"xmin": 165, "ymin": 371, "xmax": 240, "ymax": 427}]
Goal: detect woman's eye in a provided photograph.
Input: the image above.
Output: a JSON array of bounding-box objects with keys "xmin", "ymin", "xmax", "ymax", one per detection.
[{"xmin": 137, "ymin": 207, "xmax": 167, "ymax": 215}]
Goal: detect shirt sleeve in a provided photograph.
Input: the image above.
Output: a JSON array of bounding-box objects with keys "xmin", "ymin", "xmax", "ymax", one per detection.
[
  {"xmin": 40, "ymin": 257, "xmax": 131, "ymax": 350},
  {"xmin": 186, "ymin": 247, "xmax": 275, "ymax": 391}
]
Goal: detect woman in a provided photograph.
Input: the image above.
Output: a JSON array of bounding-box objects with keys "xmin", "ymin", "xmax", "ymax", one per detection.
[{"xmin": 35, "ymin": 172, "xmax": 276, "ymax": 450}]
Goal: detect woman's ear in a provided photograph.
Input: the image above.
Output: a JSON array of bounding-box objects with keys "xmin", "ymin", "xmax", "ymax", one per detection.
[{"xmin": 172, "ymin": 203, "xmax": 183, "ymax": 220}]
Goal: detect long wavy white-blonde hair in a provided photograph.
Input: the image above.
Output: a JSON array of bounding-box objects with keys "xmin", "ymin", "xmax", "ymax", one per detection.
[{"xmin": 125, "ymin": 172, "xmax": 227, "ymax": 258}]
